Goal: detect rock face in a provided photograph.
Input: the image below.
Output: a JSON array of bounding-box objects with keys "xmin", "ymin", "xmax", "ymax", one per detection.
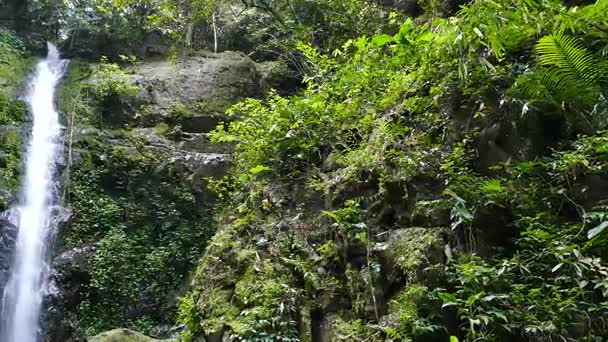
[
  {"xmin": 45, "ymin": 245, "xmax": 97, "ymax": 342},
  {"xmin": 89, "ymin": 329, "xmax": 165, "ymax": 342},
  {"xmin": 0, "ymin": 210, "xmax": 18, "ymax": 298},
  {"xmin": 385, "ymin": 227, "xmax": 447, "ymax": 285},
  {"xmin": 132, "ymin": 50, "xmax": 286, "ymax": 132}
]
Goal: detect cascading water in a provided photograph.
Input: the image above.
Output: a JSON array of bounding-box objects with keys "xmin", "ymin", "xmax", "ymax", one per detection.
[{"xmin": 1, "ymin": 43, "xmax": 67, "ymax": 342}]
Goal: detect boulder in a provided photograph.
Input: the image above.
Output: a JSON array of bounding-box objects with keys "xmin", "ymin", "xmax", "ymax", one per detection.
[
  {"xmin": 89, "ymin": 329, "xmax": 165, "ymax": 342},
  {"xmin": 131, "ymin": 128, "xmax": 232, "ymax": 181},
  {"xmin": 169, "ymin": 151, "xmax": 231, "ymax": 179},
  {"xmin": 45, "ymin": 244, "xmax": 97, "ymax": 342},
  {"xmin": 175, "ymin": 132, "xmax": 233, "ymax": 154},
  {"xmin": 132, "ymin": 50, "xmax": 262, "ymax": 131}
]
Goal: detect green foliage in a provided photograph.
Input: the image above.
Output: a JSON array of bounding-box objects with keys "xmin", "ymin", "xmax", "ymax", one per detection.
[
  {"xmin": 216, "ymin": 0, "xmax": 608, "ymax": 194},
  {"xmin": 60, "ymin": 57, "xmax": 137, "ymax": 129},
  {"xmin": 22, "ymin": 0, "xmax": 150, "ymax": 55},
  {"xmin": 230, "ymin": 261, "xmax": 301, "ymax": 341},
  {"xmin": 48, "ymin": 0, "xmax": 607, "ymax": 341},
  {"xmin": 537, "ymin": 34, "xmax": 598, "ymax": 89},
  {"xmin": 176, "ymin": 215, "xmax": 306, "ymax": 341},
  {"xmin": 60, "ymin": 61, "xmax": 94, "ymax": 127},
  {"xmin": 85, "ymin": 56, "xmax": 137, "ymax": 100},
  {"xmin": 0, "ymin": 37, "xmax": 30, "ymax": 197},
  {"xmin": 0, "ymin": 37, "xmax": 30, "ymax": 125},
  {"xmin": 0, "ymin": 130, "xmax": 22, "ymax": 191},
  {"xmin": 517, "ymin": 32, "xmax": 608, "ymax": 131},
  {"xmin": 201, "ymin": 1, "xmax": 608, "ymax": 340},
  {"xmin": 176, "ymin": 295, "xmax": 203, "ymax": 341},
  {"xmin": 383, "ymin": 286, "xmax": 442, "ymax": 341},
  {"xmin": 212, "ymin": 18, "xmax": 445, "ymax": 192},
  {"xmin": 0, "ymin": 92, "xmax": 26, "ymax": 125},
  {"xmin": 232, "ymin": 0, "xmax": 395, "ymax": 56},
  {"xmin": 322, "ymin": 200, "xmax": 367, "ymax": 241},
  {"xmin": 437, "ymin": 130, "xmax": 608, "ymax": 340},
  {"xmin": 213, "ymin": 92, "xmax": 330, "ymax": 185},
  {"xmin": 66, "ymin": 133, "xmax": 215, "ymax": 336},
  {"xmin": 68, "ymin": 56, "xmax": 139, "ymax": 128},
  {"xmin": 0, "ymin": 27, "xmax": 25, "ymax": 52},
  {"xmin": 390, "ymin": 229, "xmax": 444, "ymax": 281},
  {"xmin": 109, "ymin": 0, "xmax": 395, "ymax": 74},
  {"xmin": 332, "ymin": 318, "xmax": 384, "ymax": 341},
  {"xmin": 440, "ymin": 239, "xmax": 608, "ymax": 341}
]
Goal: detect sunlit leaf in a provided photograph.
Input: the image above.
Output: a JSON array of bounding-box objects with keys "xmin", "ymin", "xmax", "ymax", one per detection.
[{"xmin": 588, "ymin": 221, "xmax": 608, "ymax": 239}]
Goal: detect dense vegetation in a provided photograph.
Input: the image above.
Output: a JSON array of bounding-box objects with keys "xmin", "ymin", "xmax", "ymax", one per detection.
[
  {"xmin": 2, "ymin": 0, "xmax": 608, "ymax": 341},
  {"xmin": 0, "ymin": 28, "xmax": 31, "ymax": 206},
  {"xmin": 62, "ymin": 132, "xmax": 215, "ymax": 337},
  {"xmin": 182, "ymin": 0, "xmax": 608, "ymax": 341}
]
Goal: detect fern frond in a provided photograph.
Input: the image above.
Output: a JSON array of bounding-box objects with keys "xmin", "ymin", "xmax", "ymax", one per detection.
[
  {"xmin": 536, "ymin": 33, "xmax": 599, "ymax": 88},
  {"xmin": 515, "ymin": 73, "xmax": 553, "ymax": 104}
]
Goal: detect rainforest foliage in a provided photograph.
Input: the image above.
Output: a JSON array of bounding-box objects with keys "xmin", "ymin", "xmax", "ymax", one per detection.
[
  {"xmin": 63, "ymin": 132, "xmax": 215, "ymax": 337},
  {"xmin": 2, "ymin": 0, "xmax": 608, "ymax": 341},
  {"xmin": 0, "ymin": 28, "xmax": 30, "ymax": 198},
  {"xmin": 5, "ymin": 0, "xmax": 394, "ymax": 60},
  {"xmin": 190, "ymin": 0, "xmax": 608, "ymax": 341}
]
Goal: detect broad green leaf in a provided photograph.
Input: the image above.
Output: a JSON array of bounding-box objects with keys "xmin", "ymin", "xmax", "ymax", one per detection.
[
  {"xmin": 588, "ymin": 221, "xmax": 608, "ymax": 239},
  {"xmin": 416, "ymin": 31, "xmax": 434, "ymax": 43},
  {"xmin": 482, "ymin": 179, "xmax": 504, "ymax": 193},
  {"xmin": 438, "ymin": 292, "xmax": 459, "ymax": 308},
  {"xmin": 249, "ymin": 165, "xmax": 271, "ymax": 174},
  {"xmin": 371, "ymin": 34, "xmax": 394, "ymax": 47}
]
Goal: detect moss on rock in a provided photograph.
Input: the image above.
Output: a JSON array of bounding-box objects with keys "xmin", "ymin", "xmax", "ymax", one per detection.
[
  {"xmin": 51, "ymin": 129, "xmax": 219, "ymax": 340},
  {"xmin": 89, "ymin": 329, "xmax": 165, "ymax": 342}
]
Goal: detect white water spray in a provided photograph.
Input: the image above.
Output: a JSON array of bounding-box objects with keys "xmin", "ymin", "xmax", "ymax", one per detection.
[{"xmin": 1, "ymin": 43, "xmax": 67, "ymax": 342}]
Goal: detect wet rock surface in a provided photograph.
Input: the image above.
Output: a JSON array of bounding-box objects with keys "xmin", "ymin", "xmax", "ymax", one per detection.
[
  {"xmin": 0, "ymin": 210, "xmax": 18, "ymax": 299},
  {"xmin": 45, "ymin": 244, "xmax": 97, "ymax": 342}
]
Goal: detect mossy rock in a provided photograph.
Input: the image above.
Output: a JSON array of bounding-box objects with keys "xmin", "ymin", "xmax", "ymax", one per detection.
[
  {"xmin": 131, "ymin": 51, "xmax": 259, "ymax": 126},
  {"xmin": 89, "ymin": 329, "xmax": 166, "ymax": 342},
  {"xmin": 385, "ymin": 227, "xmax": 448, "ymax": 284}
]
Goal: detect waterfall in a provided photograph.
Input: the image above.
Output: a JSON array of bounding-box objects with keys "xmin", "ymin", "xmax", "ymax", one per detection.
[{"xmin": 0, "ymin": 43, "xmax": 67, "ymax": 342}]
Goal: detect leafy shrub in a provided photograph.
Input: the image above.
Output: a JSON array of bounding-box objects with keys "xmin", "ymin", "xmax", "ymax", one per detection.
[
  {"xmin": 0, "ymin": 36, "xmax": 30, "ymax": 125},
  {"xmin": 85, "ymin": 57, "xmax": 137, "ymax": 99},
  {"xmin": 73, "ymin": 56, "xmax": 139, "ymax": 128},
  {"xmin": 0, "ymin": 28, "xmax": 25, "ymax": 51},
  {"xmin": 0, "ymin": 92, "xmax": 26, "ymax": 125}
]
